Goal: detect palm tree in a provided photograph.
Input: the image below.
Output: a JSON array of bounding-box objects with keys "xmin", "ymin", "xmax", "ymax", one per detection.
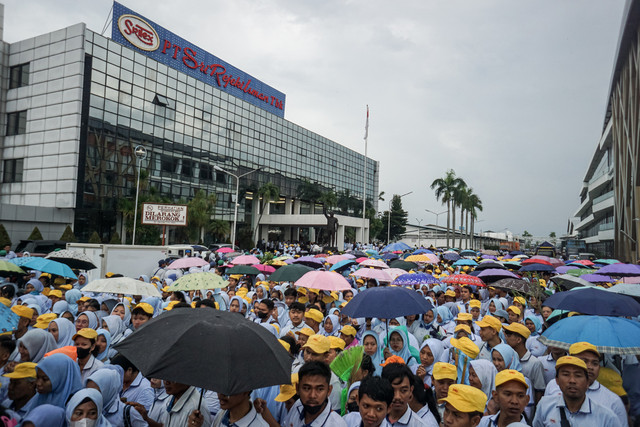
[
  {"xmin": 208, "ymin": 219, "xmax": 230, "ymax": 242},
  {"xmin": 253, "ymin": 182, "xmax": 280, "ymax": 244},
  {"xmin": 468, "ymin": 192, "xmax": 483, "ymax": 249},
  {"xmin": 431, "ymin": 170, "xmax": 466, "ymax": 248},
  {"xmin": 458, "ymin": 187, "xmax": 482, "ymax": 249},
  {"xmin": 188, "ymin": 190, "xmax": 217, "ymax": 243},
  {"xmin": 457, "ymin": 186, "xmax": 471, "ymax": 249}
]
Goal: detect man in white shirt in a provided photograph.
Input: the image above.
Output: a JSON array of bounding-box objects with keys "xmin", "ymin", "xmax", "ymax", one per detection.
[
  {"xmin": 477, "ymin": 370, "xmax": 529, "ymax": 427},
  {"xmin": 211, "ymin": 390, "xmax": 268, "ymax": 426},
  {"xmin": 343, "ymin": 376, "xmax": 393, "ymax": 427},
  {"xmin": 381, "ymin": 361, "xmax": 427, "ymax": 426},
  {"xmin": 440, "ymin": 384, "xmax": 486, "ymax": 427}
]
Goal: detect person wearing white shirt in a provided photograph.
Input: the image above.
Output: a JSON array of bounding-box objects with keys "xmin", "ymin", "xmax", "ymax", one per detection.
[
  {"xmin": 211, "ymin": 390, "xmax": 268, "ymax": 426},
  {"xmin": 477, "ymin": 369, "xmax": 529, "ymax": 427},
  {"xmin": 343, "ymin": 376, "xmax": 393, "ymax": 427},
  {"xmin": 381, "ymin": 362, "xmax": 427, "ymax": 426}
]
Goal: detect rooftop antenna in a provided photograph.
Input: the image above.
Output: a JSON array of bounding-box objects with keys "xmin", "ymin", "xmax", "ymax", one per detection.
[{"xmin": 101, "ymin": 4, "xmax": 114, "ymax": 36}]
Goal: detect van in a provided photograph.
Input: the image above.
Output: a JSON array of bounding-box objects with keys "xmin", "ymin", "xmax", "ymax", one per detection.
[{"xmin": 166, "ymin": 245, "xmax": 194, "ymax": 259}]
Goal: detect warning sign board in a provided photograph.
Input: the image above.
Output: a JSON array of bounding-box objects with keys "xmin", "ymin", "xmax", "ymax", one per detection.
[{"xmin": 142, "ymin": 203, "xmax": 188, "ymax": 226}]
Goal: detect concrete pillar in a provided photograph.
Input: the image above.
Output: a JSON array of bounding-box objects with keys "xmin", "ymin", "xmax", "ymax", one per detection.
[
  {"xmin": 309, "ymin": 227, "xmax": 316, "ymax": 242},
  {"xmin": 284, "ymin": 197, "xmax": 293, "ymax": 215},
  {"xmin": 284, "ymin": 226, "xmax": 292, "ymax": 241},
  {"xmin": 293, "ymin": 199, "xmax": 301, "ymax": 215},
  {"xmin": 337, "ymin": 225, "xmax": 345, "ymax": 251},
  {"xmin": 251, "ymin": 197, "xmax": 261, "ymax": 244},
  {"xmin": 261, "ymin": 225, "xmax": 269, "ymax": 241}
]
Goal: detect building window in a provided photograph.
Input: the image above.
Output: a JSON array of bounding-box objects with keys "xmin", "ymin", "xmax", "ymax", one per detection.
[
  {"xmin": 3, "ymin": 159, "xmax": 23, "ymax": 183},
  {"xmin": 6, "ymin": 111, "xmax": 27, "ymax": 136},
  {"xmin": 9, "ymin": 63, "xmax": 29, "ymax": 89}
]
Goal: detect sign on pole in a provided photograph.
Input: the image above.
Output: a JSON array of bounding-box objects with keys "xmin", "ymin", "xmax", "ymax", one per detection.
[{"xmin": 142, "ymin": 203, "xmax": 188, "ymax": 226}]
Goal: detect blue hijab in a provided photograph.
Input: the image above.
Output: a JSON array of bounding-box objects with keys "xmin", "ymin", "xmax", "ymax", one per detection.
[
  {"xmin": 34, "ymin": 353, "xmax": 82, "ymax": 408},
  {"xmin": 22, "ymin": 404, "xmax": 66, "ymax": 427},
  {"xmin": 384, "ymin": 326, "xmax": 418, "ymax": 366},
  {"xmin": 321, "ymin": 314, "xmax": 340, "ymax": 336},
  {"xmin": 49, "ymin": 317, "xmax": 75, "ymax": 348},
  {"xmin": 65, "ymin": 388, "xmax": 111, "ymax": 427},
  {"xmin": 65, "ymin": 289, "xmax": 82, "ymax": 316},
  {"xmin": 361, "ymin": 331, "xmax": 383, "ymax": 375},
  {"xmin": 493, "ymin": 343, "xmax": 522, "ymax": 371},
  {"xmin": 95, "ymin": 329, "xmax": 112, "ymax": 362},
  {"xmin": 524, "ymin": 315, "xmax": 542, "ymax": 335},
  {"xmin": 86, "ymin": 368, "xmax": 122, "ymax": 417},
  {"xmin": 489, "ymin": 298, "xmax": 504, "ymax": 313},
  {"xmin": 436, "ymin": 306, "xmax": 453, "ymax": 324},
  {"xmin": 18, "ymin": 329, "xmax": 58, "ymax": 363},
  {"xmin": 51, "ymin": 300, "xmax": 69, "ymax": 316},
  {"xmin": 77, "ymin": 311, "xmax": 99, "ymax": 330}
]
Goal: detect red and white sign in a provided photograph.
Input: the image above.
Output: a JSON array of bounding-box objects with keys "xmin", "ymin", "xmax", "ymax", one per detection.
[
  {"xmin": 117, "ymin": 14, "xmax": 160, "ymax": 52},
  {"xmin": 142, "ymin": 203, "xmax": 188, "ymax": 226}
]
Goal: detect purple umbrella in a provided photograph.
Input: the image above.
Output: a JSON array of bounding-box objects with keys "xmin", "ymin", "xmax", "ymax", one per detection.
[
  {"xmin": 477, "ymin": 268, "xmax": 519, "ymax": 283},
  {"xmin": 597, "ymin": 263, "xmax": 640, "ymax": 277},
  {"xmin": 556, "ymin": 265, "xmax": 579, "ymax": 274},
  {"xmin": 293, "ymin": 256, "xmax": 325, "ymax": 267},
  {"xmin": 580, "ymin": 274, "xmax": 613, "ymax": 283},
  {"xmin": 481, "ymin": 255, "xmax": 498, "ymax": 260},
  {"xmin": 391, "ymin": 273, "xmax": 440, "ymax": 287}
]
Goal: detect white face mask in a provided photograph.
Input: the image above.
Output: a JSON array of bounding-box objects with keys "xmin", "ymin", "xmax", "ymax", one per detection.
[{"xmin": 70, "ymin": 418, "xmax": 97, "ymax": 427}]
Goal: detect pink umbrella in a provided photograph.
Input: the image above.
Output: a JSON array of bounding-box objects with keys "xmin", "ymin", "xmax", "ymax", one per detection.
[
  {"xmin": 529, "ymin": 255, "xmax": 563, "ymax": 268},
  {"xmin": 386, "ymin": 268, "xmax": 408, "ymax": 280},
  {"xmin": 359, "ymin": 259, "xmax": 389, "ymax": 269},
  {"xmin": 353, "ymin": 268, "xmax": 393, "ymax": 282},
  {"xmin": 294, "ymin": 271, "xmax": 352, "ymax": 291},
  {"xmin": 342, "ymin": 254, "xmax": 356, "ymax": 259},
  {"xmin": 167, "ymin": 257, "xmax": 209, "ymax": 269},
  {"xmin": 216, "ymin": 247, "xmax": 234, "ymax": 253},
  {"xmin": 231, "ymin": 255, "xmax": 261, "ymax": 265},
  {"xmin": 622, "ymin": 276, "xmax": 640, "ymax": 284},
  {"xmin": 255, "ymin": 264, "xmax": 276, "ymax": 274},
  {"xmin": 326, "ymin": 255, "xmax": 350, "ymax": 265},
  {"xmin": 356, "ymin": 257, "xmax": 368, "ymax": 263}
]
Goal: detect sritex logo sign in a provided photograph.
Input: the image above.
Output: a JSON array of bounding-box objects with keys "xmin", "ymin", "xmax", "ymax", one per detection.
[{"xmin": 117, "ymin": 14, "xmax": 160, "ymax": 51}]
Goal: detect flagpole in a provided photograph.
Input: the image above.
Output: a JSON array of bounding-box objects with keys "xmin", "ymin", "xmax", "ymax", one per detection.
[{"xmin": 362, "ymin": 105, "xmax": 369, "ymax": 245}]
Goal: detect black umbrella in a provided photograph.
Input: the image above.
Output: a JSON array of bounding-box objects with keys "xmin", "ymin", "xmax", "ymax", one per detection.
[
  {"xmin": 113, "ymin": 309, "xmax": 292, "ymax": 395},
  {"xmin": 491, "ymin": 278, "xmax": 539, "ymax": 295},
  {"xmin": 543, "ymin": 288, "xmax": 640, "ymax": 317},
  {"xmin": 226, "ymin": 265, "xmax": 261, "ymax": 275},
  {"xmin": 474, "ymin": 262, "xmax": 506, "ymax": 271},
  {"xmin": 351, "ymin": 251, "xmax": 368, "ymax": 258},
  {"xmin": 388, "ymin": 260, "xmax": 418, "ymax": 271},
  {"xmin": 45, "ymin": 249, "xmax": 97, "ymax": 270},
  {"xmin": 267, "ymin": 264, "xmax": 313, "ymax": 282}
]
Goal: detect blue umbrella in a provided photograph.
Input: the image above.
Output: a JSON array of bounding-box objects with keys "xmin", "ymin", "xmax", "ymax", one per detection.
[
  {"xmin": 539, "ymin": 315, "xmax": 640, "ymax": 355},
  {"xmin": 381, "ymin": 242, "xmax": 412, "ymax": 253},
  {"xmin": 381, "ymin": 253, "xmax": 399, "ymax": 261},
  {"xmin": 329, "ymin": 259, "xmax": 356, "ymax": 272},
  {"xmin": 543, "ymin": 287, "xmax": 640, "ymax": 317},
  {"xmin": 8, "ymin": 256, "xmax": 39, "ymax": 267},
  {"xmin": 20, "ymin": 258, "xmax": 77, "ymax": 279},
  {"xmin": 413, "ymin": 248, "xmax": 433, "ymax": 255},
  {"xmin": 453, "ymin": 259, "xmax": 478, "ymax": 267},
  {"xmin": 443, "ymin": 252, "xmax": 461, "ymax": 261},
  {"xmin": 391, "ymin": 273, "xmax": 440, "ymax": 287},
  {"xmin": 0, "ymin": 303, "xmax": 19, "ymax": 333},
  {"xmin": 518, "ymin": 263, "xmax": 556, "ymax": 273},
  {"xmin": 341, "ymin": 286, "xmax": 433, "ymax": 319},
  {"xmin": 364, "ymin": 249, "xmax": 379, "ymax": 256}
]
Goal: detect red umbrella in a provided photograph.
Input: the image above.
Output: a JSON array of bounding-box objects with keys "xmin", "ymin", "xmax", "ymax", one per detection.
[
  {"xmin": 572, "ymin": 260, "xmax": 595, "ymax": 266},
  {"xmin": 521, "ymin": 258, "xmax": 551, "ymax": 266},
  {"xmin": 356, "ymin": 257, "xmax": 368, "ymax": 263},
  {"xmin": 441, "ymin": 274, "xmax": 486, "ymax": 287}
]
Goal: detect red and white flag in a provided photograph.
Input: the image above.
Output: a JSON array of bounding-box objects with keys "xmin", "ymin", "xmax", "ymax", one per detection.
[{"xmin": 364, "ymin": 105, "xmax": 369, "ymax": 140}]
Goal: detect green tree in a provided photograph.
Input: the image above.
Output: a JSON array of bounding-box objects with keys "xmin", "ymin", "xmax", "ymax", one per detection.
[
  {"xmin": 431, "ymin": 170, "xmax": 466, "ymax": 248},
  {"xmin": 0, "ymin": 224, "xmax": 11, "ymax": 247},
  {"xmin": 522, "ymin": 230, "xmax": 532, "ymax": 249},
  {"xmin": 60, "ymin": 225, "xmax": 77, "ymax": 242},
  {"xmin": 109, "ymin": 232, "xmax": 121, "ymax": 244},
  {"xmin": 88, "ymin": 231, "xmax": 102, "ymax": 243},
  {"xmin": 253, "ymin": 182, "xmax": 280, "ymax": 244},
  {"xmin": 464, "ymin": 190, "xmax": 483, "ymax": 249},
  {"xmin": 187, "ymin": 190, "xmax": 217, "ymax": 243},
  {"xmin": 297, "ymin": 179, "xmax": 324, "ymax": 204},
  {"xmin": 209, "ymin": 219, "xmax": 230, "ymax": 242},
  {"xmin": 319, "ymin": 190, "xmax": 338, "ymax": 211},
  {"xmin": 549, "ymin": 231, "xmax": 557, "ymax": 246},
  {"xmin": 27, "ymin": 226, "xmax": 43, "ymax": 241},
  {"xmin": 380, "ymin": 194, "xmax": 409, "ymax": 243}
]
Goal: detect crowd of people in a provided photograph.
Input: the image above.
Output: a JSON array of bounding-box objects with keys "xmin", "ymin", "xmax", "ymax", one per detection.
[{"xmin": 0, "ymin": 245, "xmax": 636, "ymax": 427}]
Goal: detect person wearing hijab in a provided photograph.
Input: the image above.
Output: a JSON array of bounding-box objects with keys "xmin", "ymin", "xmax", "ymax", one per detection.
[
  {"xmin": 65, "ymin": 289, "xmax": 82, "ymax": 316},
  {"xmin": 491, "ymin": 343, "xmax": 535, "ymax": 419},
  {"xmin": 468, "ymin": 359, "xmax": 497, "ymax": 401},
  {"xmin": 111, "ymin": 303, "xmax": 132, "ymax": 327},
  {"xmin": 321, "ymin": 314, "xmax": 340, "ymax": 337},
  {"xmin": 383, "ymin": 326, "xmax": 418, "ymax": 367},
  {"xmin": 414, "ymin": 309, "xmax": 446, "ymax": 342},
  {"xmin": 21, "ymin": 403, "xmax": 66, "ymax": 427},
  {"xmin": 95, "ymin": 329, "xmax": 112, "ymax": 363},
  {"xmin": 32, "ymin": 353, "xmax": 82, "ymax": 408},
  {"xmin": 412, "ymin": 339, "xmax": 446, "ymax": 387},
  {"xmin": 48, "ymin": 317, "xmax": 76, "ymax": 348},
  {"xmin": 25, "ymin": 279, "xmax": 43, "ymax": 294},
  {"xmin": 101, "ymin": 315, "xmax": 127, "ymax": 356},
  {"xmin": 361, "ymin": 331, "xmax": 383, "ymax": 376},
  {"xmin": 75, "ymin": 311, "xmax": 99, "ymax": 332},
  {"xmin": 435, "ymin": 306, "xmax": 455, "ymax": 336},
  {"xmin": 17, "ymin": 329, "xmax": 58, "ymax": 363},
  {"xmin": 65, "ymin": 387, "xmax": 112, "ymax": 427},
  {"xmin": 51, "ymin": 300, "xmax": 69, "ymax": 317},
  {"xmin": 524, "ymin": 315, "xmax": 546, "ymax": 357},
  {"xmin": 86, "ymin": 368, "xmax": 145, "ymax": 426},
  {"xmin": 101, "ymin": 299, "xmax": 118, "ymax": 315},
  {"xmin": 73, "ymin": 273, "xmax": 89, "ymax": 290}
]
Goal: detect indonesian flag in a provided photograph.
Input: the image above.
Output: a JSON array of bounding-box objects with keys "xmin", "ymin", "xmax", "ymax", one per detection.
[{"xmin": 364, "ymin": 105, "xmax": 369, "ymax": 140}]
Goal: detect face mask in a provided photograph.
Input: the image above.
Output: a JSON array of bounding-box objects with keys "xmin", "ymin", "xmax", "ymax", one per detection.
[
  {"xmin": 70, "ymin": 419, "xmax": 97, "ymax": 427},
  {"xmin": 303, "ymin": 401, "xmax": 326, "ymax": 415},
  {"xmin": 76, "ymin": 347, "xmax": 91, "ymax": 359},
  {"xmin": 256, "ymin": 311, "xmax": 269, "ymax": 320},
  {"xmin": 346, "ymin": 402, "xmax": 359, "ymax": 413}
]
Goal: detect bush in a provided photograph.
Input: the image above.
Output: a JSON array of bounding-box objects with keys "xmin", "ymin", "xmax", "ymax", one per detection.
[
  {"xmin": 60, "ymin": 225, "xmax": 77, "ymax": 242},
  {"xmin": 0, "ymin": 224, "xmax": 10, "ymax": 248},
  {"xmin": 88, "ymin": 231, "xmax": 102, "ymax": 244},
  {"xmin": 27, "ymin": 226, "xmax": 43, "ymax": 240},
  {"xmin": 109, "ymin": 232, "xmax": 121, "ymax": 244}
]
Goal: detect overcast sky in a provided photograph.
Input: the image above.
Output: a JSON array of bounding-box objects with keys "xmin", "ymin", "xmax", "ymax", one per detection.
[{"xmin": 3, "ymin": 1, "xmax": 626, "ymax": 238}]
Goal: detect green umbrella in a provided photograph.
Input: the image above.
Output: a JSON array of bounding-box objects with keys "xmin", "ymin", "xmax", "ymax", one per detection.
[
  {"xmin": 388, "ymin": 260, "xmax": 418, "ymax": 271},
  {"xmin": 0, "ymin": 260, "xmax": 24, "ymax": 276},
  {"xmin": 168, "ymin": 272, "xmax": 228, "ymax": 291},
  {"xmin": 267, "ymin": 264, "xmax": 313, "ymax": 282},
  {"xmin": 566, "ymin": 268, "xmax": 596, "ymax": 277},
  {"xmin": 226, "ymin": 265, "xmax": 261, "ymax": 275},
  {"xmin": 593, "ymin": 259, "xmax": 620, "ymax": 265}
]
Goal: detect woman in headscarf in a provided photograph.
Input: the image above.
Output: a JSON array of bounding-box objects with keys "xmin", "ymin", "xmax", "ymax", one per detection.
[
  {"xmin": 25, "ymin": 279, "xmax": 43, "ymax": 294},
  {"xmin": 411, "ymin": 339, "xmax": 446, "ymax": 387},
  {"xmin": 140, "ymin": 296, "xmax": 163, "ymax": 318},
  {"xmin": 435, "ymin": 306, "xmax": 455, "ymax": 336},
  {"xmin": 228, "ymin": 296, "xmax": 248, "ymax": 317},
  {"xmin": 487, "ymin": 298, "xmax": 504, "ymax": 315},
  {"xmin": 17, "ymin": 329, "xmax": 58, "ymax": 363},
  {"xmin": 21, "ymin": 404, "xmax": 66, "ymax": 427},
  {"xmin": 51, "ymin": 300, "xmax": 69, "ymax": 316},
  {"xmin": 101, "ymin": 315, "xmax": 127, "ymax": 353},
  {"xmin": 86, "ymin": 367, "xmax": 143, "ymax": 426},
  {"xmin": 65, "ymin": 289, "xmax": 82, "ymax": 316},
  {"xmin": 95, "ymin": 329, "xmax": 111, "ymax": 363},
  {"xmin": 33, "ymin": 353, "xmax": 82, "ymax": 408},
  {"xmin": 48, "ymin": 317, "xmax": 76, "ymax": 348},
  {"xmin": 413, "ymin": 308, "xmax": 446, "ymax": 342},
  {"xmin": 110, "ymin": 302, "xmax": 131, "ymax": 327},
  {"xmin": 255, "ymin": 284, "xmax": 268, "ymax": 300},
  {"xmin": 361, "ymin": 331, "xmax": 383, "ymax": 376},
  {"xmin": 321, "ymin": 314, "xmax": 340, "ymax": 337},
  {"xmin": 468, "ymin": 359, "xmax": 497, "ymax": 400},
  {"xmin": 491, "ymin": 343, "xmax": 535, "ymax": 419},
  {"xmin": 100, "ymin": 299, "xmax": 118, "ymax": 315},
  {"xmin": 65, "ymin": 387, "xmax": 112, "ymax": 427},
  {"xmin": 524, "ymin": 314, "xmax": 546, "ymax": 357},
  {"xmin": 73, "ymin": 272, "xmax": 89, "ymax": 289},
  {"xmin": 383, "ymin": 326, "xmax": 418, "ymax": 367},
  {"xmin": 75, "ymin": 311, "xmax": 99, "ymax": 332}
]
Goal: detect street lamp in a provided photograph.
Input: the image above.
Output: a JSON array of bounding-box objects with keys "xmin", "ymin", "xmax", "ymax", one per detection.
[
  {"xmin": 214, "ymin": 165, "xmax": 260, "ymax": 248},
  {"xmin": 387, "ymin": 191, "xmax": 412, "ymax": 244},
  {"xmin": 416, "ymin": 218, "xmax": 423, "ymax": 247},
  {"xmin": 425, "ymin": 209, "xmax": 446, "ymax": 244},
  {"xmin": 132, "ymin": 145, "xmax": 147, "ymax": 245}
]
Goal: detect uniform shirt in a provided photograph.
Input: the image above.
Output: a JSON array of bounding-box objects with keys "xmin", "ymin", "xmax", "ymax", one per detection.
[
  {"xmin": 283, "ymin": 399, "xmax": 347, "ymax": 427},
  {"xmin": 532, "ymin": 394, "xmax": 618, "ymax": 427},
  {"xmin": 387, "ymin": 406, "xmax": 428, "ymax": 427},
  {"xmin": 79, "ymin": 355, "xmax": 104, "ymax": 384},
  {"xmin": 414, "ymin": 405, "xmax": 439, "ymax": 427},
  {"xmin": 537, "ymin": 353, "xmax": 557, "ymax": 385},
  {"xmin": 280, "ymin": 320, "xmax": 307, "ymax": 338},
  {"xmin": 526, "ymin": 335, "xmax": 546, "ymax": 357},
  {"xmin": 159, "ymin": 386, "xmax": 212, "ymax": 427},
  {"xmin": 519, "ymin": 350, "xmax": 546, "ymax": 391},
  {"xmin": 343, "ymin": 411, "xmax": 391, "ymax": 427},
  {"xmin": 2, "ymin": 393, "xmax": 37, "ymax": 421},
  {"xmin": 544, "ymin": 379, "xmax": 628, "ymax": 426},
  {"xmin": 478, "ymin": 338, "xmax": 505, "ymax": 361},
  {"xmin": 121, "ymin": 371, "xmax": 155, "ymax": 411},
  {"xmin": 212, "ymin": 403, "xmax": 269, "ymax": 427},
  {"xmin": 477, "ymin": 412, "xmax": 528, "ymax": 427}
]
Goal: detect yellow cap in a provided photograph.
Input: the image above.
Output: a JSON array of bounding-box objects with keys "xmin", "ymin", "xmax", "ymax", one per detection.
[
  {"xmin": 598, "ymin": 367, "xmax": 626, "ymax": 397},
  {"xmin": 34, "ymin": 313, "xmax": 58, "ymax": 329},
  {"xmin": 0, "ymin": 298, "xmax": 10, "ymax": 307},
  {"xmin": 432, "ymin": 362, "xmax": 457, "ymax": 381},
  {"xmin": 555, "ymin": 356, "xmax": 588, "ymax": 373},
  {"xmin": 302, "ymin": 335, "xmax": 330, "ymax": 354},
  {"xmin": 514, "ymin": 296, "xmax": 526, "ymax": 306},
  {"xmin": 3, "ymin": 362, "xmax": 37, "ymax": 379},
  {"xmin": 73, "ymin": 328, "xmax": 98, "ymax": 341},
  {"xmin": 39, "ymin": 273, "xmax": 51, "ymax": 278},
  {"xmin": 161, "ymin": 286, "xmax": 171, "ymax": 293},
  {"xmin": 53, "ymin": 278, "xmax": 65, "ymax": 286},
  {"xmin": 190, "ymin": 301, "xmax": 198, "ymax": 308},
  {"xmin": 11, "ymin": 306, "xmax": 34, "ymax": 320},
  {"xmin": 469, "ymin": 300, "xmax": 481, "ymax": 309},
  {"xmin": 440, "ymin": 384, "xmax": 487, "ymax": 413},
  {"xmin": 328, "ymin": 336, "xmax": 346, "ymax": 350},
  {"xmin": 454, "ymin": 324, "xmax": 471, "ymax": 335},
  {"xmin": 308, "ymin": 288, "xmax": 320, "ymax": 295},
  {"xmin": 41, "ymin": 288, "xmax": 50, "ymax": 297},
  {"xmin": 77, "ymin": 296, "xmax": 91, "ymax": 302},
  {"xmin": 451, "ymin": 337, "xmax": 479, "ymax": 359},
  {"xmin": 296, "ymin": 327, "xmax": 315, "ymax": 337},
  {"xmin": 275, "ymin": 373, "xmax": 299, "ymax": 402},
  {"xmin": 48, "ymin": 290, "xmax": 62, "ymax": 299},
  {"xmin": 356, "ymin": 279, "xmax": 364, "ymax": 284},
  {"xmin": 495, "ymin": 369, "xmax": 528, "ymax": 389},
  {"xmin": 297, "ymin": 287, "xmax": 308, "ymax": 295},
  {"xmin": 507, "ymin": 306, "xmax": 521, "ymax": 316},
  {"xmin": 455, "ymin": 313, "xmax": 472, "ymax": 322},
  {"xmin": 445, "ymin": 290, "xmax": 456, "ymax": 298},
  {"xmin": 503, "ymin": 322, "xmax": 531, "ymax": 339},
  {"xmin": 278, "ymin": 339, "xmax": 291, "ymax": 353},
  {"xmin": 236, "ymin": 288, "xmax": 248, "ymax": 296},
  {"xmin": 339, "ymin": 325, "xmax": 357, "ymax": 337},
  {"xmin": 304, "ymin": 309, "xmax": 324, "ymax": 323},
  {"xmin": 59, "ymin": 284, "xmax": 72, "ymax": 290},
  {"xmin": 133, "ymin": 302, "xmax": 154, "ymax": 315},
  {"xmin": 229, "ymin": 274, "xmax": 242, "ymax": 280},
  {"xmin": 105, "ymin": 272, "xmax": 114, "ymax": 278},
  {"xmin": 164, "ymin": 301, "xmax": 180, "ymax": 311},
  {"xmin": 569, "ymin": 342, "xmax": 600, "ymax": 357},
  {"xmin": 475, "ymin": 315, "xmax": 502, "ymax": 332}
]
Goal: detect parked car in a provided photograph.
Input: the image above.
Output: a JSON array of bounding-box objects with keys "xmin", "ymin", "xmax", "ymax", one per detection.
[{"xmin": 14, "ymin": 240, "xmax": 67, "ymax": 256}]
